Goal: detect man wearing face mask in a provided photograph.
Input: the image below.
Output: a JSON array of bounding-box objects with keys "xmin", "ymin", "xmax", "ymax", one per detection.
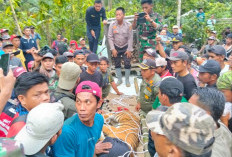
[{"xmin": 132, "ymin": 0, "xmax": 162, "ymax": 60}]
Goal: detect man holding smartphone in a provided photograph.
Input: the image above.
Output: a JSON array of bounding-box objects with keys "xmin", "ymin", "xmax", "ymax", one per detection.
[{"xmin": 132, "ymin": 0, "xmax": 162, "ymax": 60}]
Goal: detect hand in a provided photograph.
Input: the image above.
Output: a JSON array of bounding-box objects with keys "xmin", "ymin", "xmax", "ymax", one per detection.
[
  {"xmin": 125, "ymin": 51, "xmax": 132, "ymax": 58},
  {"xmin": 95, "ymin": 141, "xmax": 112, "ymax": 155},
  {"xmin": 135, "ymin": 103, "xmax": 141, "ymax": 112},
  {"xmin": 156, "ymin": 36, "xmax": 162, "ymax": 43},
  {"xmin": 134, "ymin": 13, "xmax": 139, "ymax": 21},
  {"xmin": 103, "ymin": 20, "xmax": 108, "ymax": 25},
  {"xmin": 144, "ymin": 12, "xmax": 152, "ymax": 22},
  {"xmin": 0, "ymin": 68, "xmax": 16, "ymax": 97},
  {"xmin": 220, "ymin": 113, "xmax": 230, "ymax": 127},
  {"xmin": 112, "ymin": 49, "xmax": 118, "ymax": 58},
  {"xmin": 26, "ymin": 49, "xmax": 32, "ymax": 54},
  {"xmin": 116, "ymin": 92, "xmax": 123, "ymax": 95},
  {"xmin": 91, "ymin": 30, "xmax": 96, "ymax": 39}
]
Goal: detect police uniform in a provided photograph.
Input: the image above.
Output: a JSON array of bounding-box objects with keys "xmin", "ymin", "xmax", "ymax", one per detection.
[
  {"xmin": 136, "ymin": 11, "xmax": 162, "ymax": 58},
  {"xmin": 108, "ymin": 20, "xmax": 133, "ymax": 69}
]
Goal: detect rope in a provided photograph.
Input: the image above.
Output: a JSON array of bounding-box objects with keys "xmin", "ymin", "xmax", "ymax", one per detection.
[{"xmin": 102, "ymin": 95, "xmax": 150, "ymax": 157}]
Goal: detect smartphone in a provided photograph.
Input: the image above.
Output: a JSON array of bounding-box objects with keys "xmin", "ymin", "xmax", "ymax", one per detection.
[
  {"xmin": 138, "ymin": 12, "xmax": 146, "ymax": 24},
  {"xmin": 0, "ymin": 53, "xmax": 10, "ymax": 76}
]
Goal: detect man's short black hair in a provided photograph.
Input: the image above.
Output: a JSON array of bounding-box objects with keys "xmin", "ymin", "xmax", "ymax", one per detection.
[
  {"xmin": 141, "ymin": 0, "xmax": 153, "ymax": 5},
  {"xmin": 193, "ymin": 87, "xmax": 225, "ymax": 122},
  {"xmin": 15, "ymin": 72, "xmax": 49, "ymax": 97},
  {"xmin": 94, "ymin": 0, "xmax": 102, "ymax": 4},
  {"xmin": 55, "ymin": 56, "xmax": 68, "ymax": 65},
  {"xmin": 100, "ymin": 56, "xmax": 109, "ymax": 65},
  {"xmin": 116, "ymin": 7, "xmax": 125, "ymax": 14},
  {"xmin": 23, "ymin": 26, "xmax": 31, "ymax": 31}
]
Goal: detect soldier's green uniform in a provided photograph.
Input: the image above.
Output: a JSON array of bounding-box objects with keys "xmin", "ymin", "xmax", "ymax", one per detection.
[
  {"xmin": 136, "ymin": 11, "xmax": 162, "ymax": 58},
  {"xmin": 138, "ymin": 73, "xmax": 161, "ymax": 114}
]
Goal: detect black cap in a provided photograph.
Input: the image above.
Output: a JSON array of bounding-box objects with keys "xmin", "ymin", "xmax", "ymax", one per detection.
[
  {"xmin": 63, "ymin": 52, "xmax": 74, "ymax": 57},
  {"xmin": 171, "ymin": 36, "xmax": 183, "ymax": 42},
  {"xmin": 55, "ymin": 55, "xmax": 68, "ymax": 64},
  {"xmin": 199, "ymin": 60, "xmax": 221, "ymax": 76},
  {"xmin": 139, "ymin": 59, "xmax": 156, "ymax": 69},
  {"xmin": 208, "ymin": 45, "xmax": 226, "ymax": 56},
  {"xmin": 227, "ymin": 33, "xmax": 232, "ymax": 39},
  {"xmin": 159, "ymin": 77, "xmax": 184, "ymax": 96},
  {"xmin": 2, "ymin": 42, "xmax": 13, "ymax": 48},
  {"xmin": 86, "ymin": 53, "xmax": 100, "ymax": 63},
  {"xmin": 144, "ymin": 48, "xmax": 157, "ymax": 58},
  {"xmin": 74, "ymin": 50, "xmax": 85, "ymax": 57}
]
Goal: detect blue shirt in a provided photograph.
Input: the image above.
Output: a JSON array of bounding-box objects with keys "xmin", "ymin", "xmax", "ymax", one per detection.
[{"xmin": 52, "ymin": 113, "xmax": 104, "ymax": 157}]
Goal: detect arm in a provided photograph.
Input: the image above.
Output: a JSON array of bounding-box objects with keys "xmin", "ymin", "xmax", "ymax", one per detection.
[
  {"xmin": 156, "ymin": 37, "xmax": 167, "ymax": 58},
  {"xmin": 132, "ymin": 13, "xmax": 138, "ymax": 29},
  {"xmin": 101, "ymin": 8, "xmax": 107, "ymax": 21},
  {"xmin": 127, "ymin": 24, "xmax": 134, "ymax": 52},
  {"xmin": 107, "ymin": 23, "xmax": 115, "ymax": 51},
  {"xmin": 0, "ymin": 69, "xmax": 16, "ymax": 114},
  {"xmin": 85, "ymin": 8, "xmax": 93, "ymax": 31},
  {"xmin": 110, "ymin": 82, "xmax": 122, "ymax": 95}
]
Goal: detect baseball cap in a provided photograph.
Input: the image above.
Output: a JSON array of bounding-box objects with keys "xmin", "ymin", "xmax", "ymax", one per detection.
[
  {"xmin": 0, "ymin": 29, "xmax": 8, "ymax": 34},
  {"xmin": 139, "ymin": 59, "xmax": 156, "ymax": 69},
  {"xmin": 217, "ymin": 70, "xmax": 232, "ymax": 90},
  {"xmin": 58, "ymin": 62, "xmax": 81, "ymax": 90},
  {"xmin": 10, "ymin": 35, "xmax": 21, "ymax": 41},
  {"xmin": 163, "ymin": 24, "xmax": 168, "ymax": 28},
  {"xmin": 199, "ymin": 60, "xmax": 221, "ymax": 76},
  {"xmin": 208, "ymin": 36, "xmax": 215, "ymax": 40},
  {"xmin": 144, "ymin": 48, "xmax": 157, "ymax": 58},
  {"xmin": 63, "ymin": 51, "xmax": 74, "ymax": 57},
  {"xmin": 167, "ymin": 51, "xmax": 189, "ymax": 61},
  {"xmin": 86, "ymin": 53, "xmax": 100, "ymax": 63},
  {"xmin": 2, "ymin": 42, "xmax": 13, "ymax": 48},
  {"xmin": 0, "ymin": 138, "xmax": 24, "ymax": 157},
  {"xmin": 211, "ymin": 31, "xmax": 217, "ymax": 34},
  {"xmin": 208, "ymin": 45, "xmax": 226, "ymax": 56},
  {"xmin": 155, "ymin": 57, "xmax": 167, "ymax": 67},
  {"xmin": 42, "ymin": 52, "xmax": 54, "ymax": 60},
  {"xmin": 227, "ymin": 33, "xmax": 232, "ymax": 39},
  {"xmin": 2, "ymin": 35, "xmax": 10, "ymax": 40},
  {"xmin": 172, "ymin": 25, "xmax": 179, "ymax": 29},
  {"xmin": 13, "ymin": 67, "xmax": 27, "ymax": 78},
  {"xmin": 159, "ymin": 77, "xmax": 184, "ymax": 95},
  {"xmin": 15, "ymin": 103, "xmax": 64, "ymax": 155},
  {"xmin": 171, "ymin": 36, "xmax": 183, "ymax": 42},
  {"xmin": 79, "ymin": 38, "xmax": 85, "ymax": 42},
  {"xmin": 75, "ymin": 81, "xmax": 102, "ymax": 99},
  {"xmin": 146, "ymin": 102, "xmax": 216, "ymax": 155},
  {"xmin": 74, "ymin": 50, "xmax": 85, "ymax": 57},
  {"xmin": 27, "ymin": 61, "xmax": 34, "ymax": 69}
]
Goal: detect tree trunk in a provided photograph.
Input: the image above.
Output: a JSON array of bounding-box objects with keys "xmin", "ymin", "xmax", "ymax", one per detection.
[
  {"xmin": 9, "ymin": 0, "xmax": 22, "ymax": 36},
  {"xmin": 177, "ymin": 0, "xmax": 181, "ymax": 27},
  {"xmin": 108, "ymin": 0, "xmax": 112, "ymax": 11}
]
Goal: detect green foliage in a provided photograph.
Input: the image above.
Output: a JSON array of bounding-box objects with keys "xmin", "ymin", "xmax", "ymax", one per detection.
[{"xmin": 0, "ymin": 0, "xmax": 231, "ymax": 47}]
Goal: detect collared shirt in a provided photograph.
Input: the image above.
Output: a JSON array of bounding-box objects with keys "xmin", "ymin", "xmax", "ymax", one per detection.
[{"xmin": 108, "ymin": 20, "xmax": 133, "ymax": 52}]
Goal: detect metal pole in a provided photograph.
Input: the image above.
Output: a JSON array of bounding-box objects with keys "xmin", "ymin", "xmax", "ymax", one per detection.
[{"xmin": 177, "ymin": 0, "xmax": 181, "ymax": 27}]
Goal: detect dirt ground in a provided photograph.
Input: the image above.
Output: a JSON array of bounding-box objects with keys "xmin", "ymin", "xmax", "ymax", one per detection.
[{"xmin": 104, "ymin": 93, "xmax": 148, "ymax": 157}]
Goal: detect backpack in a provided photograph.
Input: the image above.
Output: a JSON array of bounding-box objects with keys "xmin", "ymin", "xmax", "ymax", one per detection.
[{"xmin": 57, "ymin": 41, "xmax": 68, "ymax": 55}]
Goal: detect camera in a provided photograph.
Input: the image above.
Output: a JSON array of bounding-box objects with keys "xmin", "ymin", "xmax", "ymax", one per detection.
[{"xmin": 138, "ymin": 12, "xmax": 146, "ymax": 24}]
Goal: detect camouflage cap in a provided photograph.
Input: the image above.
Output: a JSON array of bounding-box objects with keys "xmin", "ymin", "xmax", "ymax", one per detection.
[
  {"xmin": 0, "ymin": 138, "xmax": 24, "ymax": 157},
  {"xmin": 146, "ymin": 103, "xmax": 216, "ymax": 155},
  {"xmin": 217, "ymin": 70, "xmax": 232, "ymax": 90}
]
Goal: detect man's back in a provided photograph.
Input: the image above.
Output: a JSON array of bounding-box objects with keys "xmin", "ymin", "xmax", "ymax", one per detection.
[
  {"xmin": 79, "ymin": 70, "xmax": 103, "ymax": 87},
  {"xmin": 52, "ymin": 114, "xmax": 104, "ymax": 157},
  {"xmin": 212, "ymin": 122, "xmax": 232, "ymax": 157}
]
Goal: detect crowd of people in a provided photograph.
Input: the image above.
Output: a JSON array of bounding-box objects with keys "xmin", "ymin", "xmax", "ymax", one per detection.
[{"xmin": 0, "ymin": 0, "xmax": 232, "ymax": 157}]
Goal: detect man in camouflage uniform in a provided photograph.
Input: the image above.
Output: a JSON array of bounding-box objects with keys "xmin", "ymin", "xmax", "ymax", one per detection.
[
  {"xmin": 132, "ymin": 0, "xmax": 162, "ymax": 60},
  {"xmin": 146, "ymin": 102, "xmax": 216, "ymax": 157},
  {"xmin": 136, "ymin": 59, "xmax": 161, "ymax": 114}
]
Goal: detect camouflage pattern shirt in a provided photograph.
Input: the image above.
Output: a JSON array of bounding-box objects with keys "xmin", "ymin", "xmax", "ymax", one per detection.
[
  {"xmin": 136, "ymin": 11, "xmax": 162, "ymax": 53},
  {"xmin": 138, "ymin": 73, "xmax": 161, "ymax": 114}
]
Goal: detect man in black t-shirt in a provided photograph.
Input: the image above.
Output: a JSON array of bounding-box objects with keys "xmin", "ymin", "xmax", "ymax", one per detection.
[
  {"xmin": 79, "ymin": 53, "xmax": 103, "ymax": 87},
  {"xmin": 167, "ymin": 51, "xmax": 197, "ymax": 100}
]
